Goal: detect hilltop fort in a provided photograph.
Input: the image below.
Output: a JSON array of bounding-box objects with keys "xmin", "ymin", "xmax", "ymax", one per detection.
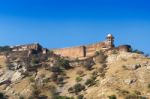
[
  {"xmin": 0, "ymin": 34, "xmax": 150, "ymax": 99},
  {"xmin": 11, "ymin": 34, "xmax": 131, "ymax": 59},
  {"xmin": 52, "ymin": 34, "xmax": 131, "ymax": 58}
]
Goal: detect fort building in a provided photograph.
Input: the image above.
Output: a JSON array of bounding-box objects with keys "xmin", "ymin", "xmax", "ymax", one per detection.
[
  {"xmin": 52, "ymin": 34, "xmax": 127, "ymax": 58},
  {"xmin": 10, "ymin": 34, "xmax": 131, "ymax": 59},
  {"xmin": 11, "ymin": 43, "xmax": 42, "ymax": 52}
]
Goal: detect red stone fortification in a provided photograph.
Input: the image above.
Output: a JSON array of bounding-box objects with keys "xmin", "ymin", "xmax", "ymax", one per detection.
[{"xmin": 53, "ymin": 34, "xmax": 118, "ymax": 58}]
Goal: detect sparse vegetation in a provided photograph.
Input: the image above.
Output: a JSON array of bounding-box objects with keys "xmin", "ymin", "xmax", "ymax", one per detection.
[
  {"xmin": 85, "ymin": 77, "xmax": 96, "ymax": 87},
  {"xmin": 56, "ymin": 96, "xmax": 74, "ymax": 99},
  {"xmin": 147, "ymin": 84, "xmax": 150, "ymax": 89},
  {"xmin": 125, "ymin": 94, "xmax": 147, "ymax": 99},
  {"xmin": 0, "ymin": 92, "xmax": 6, "ymax": 99},
  {"xmin": 55, "ymin": 57, "xmax": 70, "ymax": 69},
  {"xmin": 108, "ymin": 95, "xmax": 117, "ymax": 99},
  {"xmin": 68, "ymin": 83, "xmax": 85, "ymax": 94},
  {"xmin": 77, "ymin": 94, "xmax": 84, "ymax": 99},
  {"xmin": 29, "ymin": 76, "xmax": 35, "ymax": 83},
  {"xmin": 75, "ymin": 76, "xmax": 82, "ymax": 82},
  {"xmin": 51, "ymin": 66, "xmax": 62, "ymax": 73},
  {"xmin": 1, "ymin": 42, "xmax": 150, "ymax": 99},
  {"xmin": 117, "ymin": 89, "xmax": 129, "ymax": 96},
  {"xmin": 112, "ymin": 50, "xmax": 118, "ymax": 54}
]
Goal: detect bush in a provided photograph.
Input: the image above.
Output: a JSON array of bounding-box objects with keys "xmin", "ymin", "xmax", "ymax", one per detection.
[
  {"xmin": 148, "ymin": 84, "xmax": 150, "ymax": 89},
  {"xmin": 68, "ymin": 87, "xmax": 74, "ymax": 93},
  {"xmin": 56, "ymin": 96, "xmax": 74, "ymax": 99},
  {"xmin": 0, "ymin": 92, "xmax": 5, "ymax": 99},
  {"xmin": 77, "ymin": 95, "xmax": 84, "ymax": 99},
  {"xmin": 19, "ymin": 96, "xmax": 25, "ymax": 99},
  {"xmin": 31, "ymin": 57, "xmax": 40, "ymax": 65},
  {"xmin": 55, "ymin": 57, "xmax": 70, "ymax": 69},
  {"xmin": 51, "ymin": 73, "xmax": 58, "ymax": 82},
  {"xmin": 68, "ymin": 84, "xmax": 85, "ymax": 94},
  {"xmin": 108, "ymin": 95, "xmax": 117, "ymax": 99},
  {"xmin": 31, "ymin": 89, "xmax": 41, "ymax": 98},
  {"xmin": 56, "ymin": 76, "xmax": 64, "ymax": 84},
  {"xmin": 83, "ymin": 58, "xmax": 95, "ymax": 70},
  {"xmin": 51, "ymin": 66, "xmax": 62, "ymax": 73},
  {"xmin": 118, "ymin": 89, "xmax": 129, "ymax": 96},
  {"xmin": 29, "ymin": 76, "xmax": 35, "ymax": 83},
  {"xmin": 73, "ymin": 83, "xmax": 85, "ymax": 94},
  {"xmin": 85, "ymin": 78, "xmax": 96, "ymax": 87},
  {"xmin": 76, "ymin": 76, "xmax": 82, "ymax": 82}
]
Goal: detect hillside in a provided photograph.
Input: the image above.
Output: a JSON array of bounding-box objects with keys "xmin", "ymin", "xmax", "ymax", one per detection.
[{"xmin": 0, "ymin": 47, "xmax": 149, "ymax": 99}]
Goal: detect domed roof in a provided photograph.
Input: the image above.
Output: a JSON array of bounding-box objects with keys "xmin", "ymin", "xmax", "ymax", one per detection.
[{"xmin": 107, "ymin": 33, "xmax": 113, "ymax": 37}]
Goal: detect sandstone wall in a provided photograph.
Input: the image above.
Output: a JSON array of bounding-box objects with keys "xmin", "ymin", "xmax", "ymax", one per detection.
[
  {"xmin": 85, "ymin": 42, "xmax": 106, "ymax": 57},
  {"xmin": 52, "ymin": 42, "xmax": 108, "ymax": 58},
  {"xmin": 53, "ymin": 46, "xmax": 85, "ymax": 58}
]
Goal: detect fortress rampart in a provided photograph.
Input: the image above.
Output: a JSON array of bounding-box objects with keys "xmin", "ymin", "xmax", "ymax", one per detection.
[
  {"xmin": 52, "ymin": 34, "xmax": 131, "ymax": 58},
  {"xmin": 10, "ymin": 34, "xmax": 131, "ymax": 59},
  {"xmin": 52, "ymin": 34, "xmax": 118, "ymax": 58}
]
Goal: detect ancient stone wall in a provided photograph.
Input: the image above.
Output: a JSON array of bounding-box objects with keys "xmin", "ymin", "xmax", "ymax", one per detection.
[
  {"xmin": 53, "ymin": 46, "xmax": 85, "ymax": 58},
  {"xmin": 52, "ymin": 41, "xmax": 108, "ymax": 58},
  {"xmin": 85, "ymin": 42, "xmax": 106, "ymax": 57}
]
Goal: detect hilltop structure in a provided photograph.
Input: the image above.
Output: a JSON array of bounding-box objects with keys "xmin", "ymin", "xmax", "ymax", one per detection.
[
  {"xmin": 10, "ymin": 34, "xmax": 131, "ymax": 59},
  {"xmin": 11, "ymin": 43, "xmax": 48, "ymax": 54},
  {"xmin": 52, "ymin": 34, "xmax": 131, "ymax": 58}
]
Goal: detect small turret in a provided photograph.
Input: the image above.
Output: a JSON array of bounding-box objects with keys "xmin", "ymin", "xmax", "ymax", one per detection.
[{"xmin": 105, "ymin": 34, "xmax": 115, "ymax": 48}]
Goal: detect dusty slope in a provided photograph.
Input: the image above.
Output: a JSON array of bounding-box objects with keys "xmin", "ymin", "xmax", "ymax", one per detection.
[{"xmin": 0, "ymin": 52, "xmax": 150, "ymax": 99}]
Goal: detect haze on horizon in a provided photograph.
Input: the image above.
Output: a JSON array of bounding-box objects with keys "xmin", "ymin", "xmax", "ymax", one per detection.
[{"xmin": 0, "ymin": 0, "xmax": 150, "ymax": 54}]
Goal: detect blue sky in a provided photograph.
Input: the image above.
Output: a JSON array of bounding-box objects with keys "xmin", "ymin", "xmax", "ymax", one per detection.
[{"xmin": 0, "ymin": 0, "xmax": 150, "ymax": 54}]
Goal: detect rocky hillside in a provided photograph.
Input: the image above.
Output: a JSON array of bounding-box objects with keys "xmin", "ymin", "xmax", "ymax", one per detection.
[{"xmin": 0, "ymin": 48, "xmax": 150, "ymax": 99}]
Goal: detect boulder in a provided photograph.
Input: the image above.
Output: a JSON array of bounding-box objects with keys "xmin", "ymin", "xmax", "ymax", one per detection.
[
  {"xmin": 124, "ymin": 79, "xmax": 136, "ymax": 85},
  {"xmin": 132, "ymin": 64, "xmax": 141, "ymax": 70}
]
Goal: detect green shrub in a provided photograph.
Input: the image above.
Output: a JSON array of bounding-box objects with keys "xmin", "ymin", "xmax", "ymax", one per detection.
[
  {"xmin": 148, "ymin": 84, "xmax": 150, "ymax": 89},
  {"xmin": 74, "ymin": 83, "xmax": 85, "ymax": 93},
  {"xmin": 19, "ymin": 96, "xmax": 25, "ymax": 99},
  {"xmin": 85, "ymin": 74, "xmax": 97, "ymax": 87},
  {"xmin": 31, "ymin": 57, "xmax": 40, "ymax": 65},
  {"xmin": 68, "ymin": 83, "xmax": 85, "ymax": 94},
  {"xmin": 29, "ymin": 76, "xmax": 35, "ymax": 83},
  {"xmin": 112, "ymin": 50, "xmax": 118, "ymax": 54},
  {"xmin": 55, "ymin": 57, "xmax": 70, "ymax": 69},
  {"xmin": 108, "ymin": 95, "xmax": 117, "ymax": 99},
  {"xmin": 56, "ymin": 96, "xmax": 74, "ymax": 99},
  {"xmin": 85, "ymin": 78, "xmax": 96, "ymax": 87},
  {"xmin": 0, "ymin": 92, "xmax": 4, "ymax": 99},
  {"xmin": 51, "ymin": 66, "xmax": 62, "ymax": 73},
  {"xmin": 31, "ymin": 89, "xmax": 41, "ymax": 98},
  {"xmin": 77, "ymin": 95, "xmax": 84, "ymax": 99},
  {"xmin": 51, "ymin": 73, "xmax": 58, "ymax": 82},
  {"xmin": 76, "ymin": 76, "xmax": 82, "ymax": 82},
  {"xmin": 56, "ymin": 76, "xmax": 64, "ymax": 84},
  {"xmin": 68, "ymin": 87, "xmax": 74, "ymax": 93}
]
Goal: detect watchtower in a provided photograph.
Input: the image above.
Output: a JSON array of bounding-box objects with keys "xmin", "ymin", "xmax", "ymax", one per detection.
[{"xmin": 106, "ymin": 34, "xmax": 115, "ymax": 48}]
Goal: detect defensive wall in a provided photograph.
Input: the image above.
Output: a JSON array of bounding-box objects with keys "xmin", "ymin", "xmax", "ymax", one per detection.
[
  {"xmin": 52, "ymin": 34, "xmax": 131, "ymax": 59},
  {"xmin": 52, "ymin": 41, "xmax": 110, "ymax": 58}
]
